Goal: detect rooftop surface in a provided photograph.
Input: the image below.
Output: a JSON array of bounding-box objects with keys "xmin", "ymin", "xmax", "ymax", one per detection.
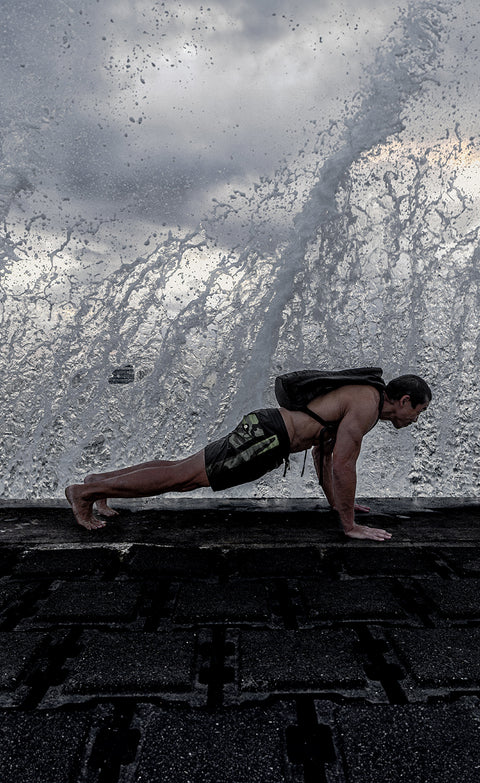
[{"xmin": 0, "ymin": 498, "xmax": 479, "ymax": 782}]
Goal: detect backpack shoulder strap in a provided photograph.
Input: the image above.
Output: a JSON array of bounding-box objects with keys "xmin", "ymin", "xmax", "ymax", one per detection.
[
  {"xmin": 302, "ymin": 387, "xmax": 384, "ymax": 430},
  {"xmin": 300, "ymin": 407, "xmax": 330, "ymax": 427}
]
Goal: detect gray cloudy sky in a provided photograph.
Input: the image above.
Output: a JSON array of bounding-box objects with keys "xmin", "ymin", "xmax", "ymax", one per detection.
[
  {"xmin": 1, "ymin": 0, "xmax": 398, "ymax": 224},
  {"xmin": 1, "ymin": 0, "xmax": 479, "ymax": 249}
]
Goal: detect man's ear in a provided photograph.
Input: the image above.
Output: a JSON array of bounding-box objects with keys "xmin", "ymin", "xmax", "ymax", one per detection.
[{"xmin": 400, "ymin": 394, "xmax": 411, "ymax": 407}]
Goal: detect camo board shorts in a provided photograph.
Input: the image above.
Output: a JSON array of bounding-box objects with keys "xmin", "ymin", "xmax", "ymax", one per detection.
[{"xmin": 204, "ymin": 408, "xmax": 290, "ymax": 491}]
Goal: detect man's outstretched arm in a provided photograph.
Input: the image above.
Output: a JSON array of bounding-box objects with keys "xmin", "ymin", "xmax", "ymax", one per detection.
[{"xmin": 331, "ymin": 418, "xmax": 392, "ymax": 542}]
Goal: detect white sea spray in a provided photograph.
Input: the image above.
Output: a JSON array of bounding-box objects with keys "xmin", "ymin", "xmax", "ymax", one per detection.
[{"xmin": 0, "ymin": 1, "xmax": 479, "ymax": 499}]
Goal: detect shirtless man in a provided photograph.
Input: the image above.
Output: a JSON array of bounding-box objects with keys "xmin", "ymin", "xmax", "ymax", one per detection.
[{"xmin": 65, "ymin": 373, "xmax": 431, "ymax": 540}]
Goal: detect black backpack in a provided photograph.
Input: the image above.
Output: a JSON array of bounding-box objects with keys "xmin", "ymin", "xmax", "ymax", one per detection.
[{"xmin": 275, "ymin": 367, "xmax": 385, "ymax": 410}]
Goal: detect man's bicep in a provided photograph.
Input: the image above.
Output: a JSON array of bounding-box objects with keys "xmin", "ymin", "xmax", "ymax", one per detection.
[{"xmin": 333, "ymin": 415, "xmax": 369, "ymax": 464}]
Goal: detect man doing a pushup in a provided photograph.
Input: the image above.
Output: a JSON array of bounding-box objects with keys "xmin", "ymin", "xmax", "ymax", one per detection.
[{"xmin": 65, "ymin": 372, "xmax": 431, "ymax": 541}]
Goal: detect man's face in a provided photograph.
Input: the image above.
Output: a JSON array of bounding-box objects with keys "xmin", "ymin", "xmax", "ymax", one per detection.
[{"xmin": 391, "ymin": 395, "xmax": 429, "ymax": 429}]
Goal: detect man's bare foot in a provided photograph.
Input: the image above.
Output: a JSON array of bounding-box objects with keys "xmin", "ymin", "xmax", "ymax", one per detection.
[
  {"xmin": 84, "ymin": 474, "xmax": 119, "ymax": 517},
  {"xmin": 65, "ymin": 485, "xmax": 106, "ymax": 530}
]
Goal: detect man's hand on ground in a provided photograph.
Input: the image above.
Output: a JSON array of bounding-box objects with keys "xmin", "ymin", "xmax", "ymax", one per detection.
[{"xmin": 344, "ymin": 523, "xmax": 392, "ymax": 541}]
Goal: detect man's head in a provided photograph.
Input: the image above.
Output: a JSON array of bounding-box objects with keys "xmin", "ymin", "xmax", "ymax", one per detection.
[{"xmin": 384, "ymin": 374, "xmax": 432, "ymax": 429}]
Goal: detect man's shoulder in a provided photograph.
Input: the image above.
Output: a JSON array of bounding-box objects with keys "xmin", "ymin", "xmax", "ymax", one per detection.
[
  {"xmin": 339, "ymin": 384, "xmax": 382, "ymax": 431},
  {"xmin": 342, "ymin": 383, "xmax": 381, "ymax": 399},
  {"xmin": 312, "ymin": 383, "xmax": 380, "ymax": 405}
]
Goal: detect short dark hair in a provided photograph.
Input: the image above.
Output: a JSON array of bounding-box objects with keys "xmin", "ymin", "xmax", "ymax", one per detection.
[{"xmin": 385, "ymin": 374, "xmax": 432, "ymax": 407}]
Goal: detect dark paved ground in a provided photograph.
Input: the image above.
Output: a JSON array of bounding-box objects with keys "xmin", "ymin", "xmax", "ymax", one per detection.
[{"xmin": 0, "ymin": 497, "xmax": 479, "ymax": 782}]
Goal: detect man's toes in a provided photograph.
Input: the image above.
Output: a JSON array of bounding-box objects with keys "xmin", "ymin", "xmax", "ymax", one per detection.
[
  {"xmin": 79, "ymin": 517, "xmax": 106, "ymax": 530},
  {"xmin": 94, "ymin": 502, "xmax": 118, "ymax": 517}
]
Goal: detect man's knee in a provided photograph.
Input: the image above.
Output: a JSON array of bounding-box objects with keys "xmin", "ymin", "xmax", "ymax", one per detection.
[{"xmin": 181, "ymin": 449, "xmax": 210, "ymax": 489}]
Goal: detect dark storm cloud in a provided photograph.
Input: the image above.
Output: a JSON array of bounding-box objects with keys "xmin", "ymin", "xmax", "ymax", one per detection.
[
  {"xmin": 62, "ymin": 126, "xmax": 243, "ymax": 224},
  {"xmin": 3, "ymin": 0, "xmax": 475, "ymax": 236},
  {"xmin": 2, "ymin": 0, "xmax": 336, "ymax": 226}
]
